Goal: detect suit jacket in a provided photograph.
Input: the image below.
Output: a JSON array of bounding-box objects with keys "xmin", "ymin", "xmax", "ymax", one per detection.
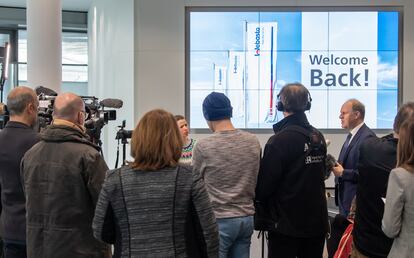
[{"xmin": 335, "ymin": 123, "xmax": 375, "ymax": 216}]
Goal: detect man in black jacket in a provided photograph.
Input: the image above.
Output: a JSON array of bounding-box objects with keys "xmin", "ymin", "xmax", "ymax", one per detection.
[
  {"xmin": 256, "ymin": 83, "xmax": 328, "ymax": 258},
  {"xmin": 0, "ymin": 86, "xmax": 39, "ymax": 258},
  {"xmin": 352, "ymin": 102, "xmax": 414, "ymax": 258}
]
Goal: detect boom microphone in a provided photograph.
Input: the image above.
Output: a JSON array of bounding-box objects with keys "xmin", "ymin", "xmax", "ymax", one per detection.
[
  {"xmin": 35, "ymin": 86, "xmax": 58, "ymax": 96},
  {"xmin": 99, "ymin": 98, "xmax": 123, "ymax": 109}
]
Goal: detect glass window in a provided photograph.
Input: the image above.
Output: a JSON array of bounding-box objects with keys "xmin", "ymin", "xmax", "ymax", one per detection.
[{"xmin": 18, "ymin": 30, "xmax": 88, "ymax": 95}]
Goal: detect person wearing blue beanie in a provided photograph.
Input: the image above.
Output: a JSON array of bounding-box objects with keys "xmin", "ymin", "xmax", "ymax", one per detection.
[
  {"xmin": 194, "ymin": 91, "xmax": 261, "ymax": 258},
  {"xmin": 202, "ymin": 92, "xmax": 233, "ymax": 122}
]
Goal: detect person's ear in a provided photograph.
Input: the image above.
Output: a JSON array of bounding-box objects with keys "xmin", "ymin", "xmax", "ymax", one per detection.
[
  {"xmin": 78, "ymin": 111, "xmax": 84, "ymax": 125},
  {"xmin": 354, "ymin": 111, "xmax": 360, "ymax": 119},
  {"xmin": 27, "ymin": 102, "xmax": 36, "ymax": 114}
]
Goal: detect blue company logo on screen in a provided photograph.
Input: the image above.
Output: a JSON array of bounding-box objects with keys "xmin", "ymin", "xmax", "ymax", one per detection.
[
  {"xmin": 254, "ymin": 27, "xmax": 260, "ymax": 56},
  {"xmin": 189, "ymin": 10, "xmax": 399, "ymax": 129}
]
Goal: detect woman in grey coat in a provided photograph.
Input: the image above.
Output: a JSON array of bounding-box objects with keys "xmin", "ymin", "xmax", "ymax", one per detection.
[
  {"xmin": 93, "ymin": 109, "xmax": 219, "ymax": 258},
  {"xmin": 382, "ymin": 117, "xmax": 414, "ymax": 258}
]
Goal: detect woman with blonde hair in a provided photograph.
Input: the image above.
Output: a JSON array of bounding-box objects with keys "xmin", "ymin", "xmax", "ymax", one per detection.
[
  {"xmin": 93, "ymin": 109, "xmax": 218, "ymax": 258},
  {"xmin": 382, "ymin": 117, "xmax": 414, "ymax": 258}
]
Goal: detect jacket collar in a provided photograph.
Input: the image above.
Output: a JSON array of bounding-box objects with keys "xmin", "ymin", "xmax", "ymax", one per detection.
[
  {"xmin": 4, "ymin": 121, "xmax": 33, "ymax": 129},
  {"xmin": 40, "ymin": 124, "xmax": 101, "ymax": 152},
  {"xmin": 273, "ymin": 112, "xmax": 310, "ymax": 133}
]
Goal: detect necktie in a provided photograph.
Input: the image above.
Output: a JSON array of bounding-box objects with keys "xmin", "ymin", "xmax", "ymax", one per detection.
[
  {"xmin": 344, "ymin": 133, "xmax": 352, "ymax": 148},
  {"xmin": 338, "ymin": 133, "xmax": 352, "ymax": 163}
]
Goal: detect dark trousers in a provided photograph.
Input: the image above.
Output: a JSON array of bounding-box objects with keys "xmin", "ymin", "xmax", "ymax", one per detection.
[
  {"xmin": 268, "ymin": 231, "xmax": 325, "ymax": 258},
  {"xmin": 3, "ymin": 240, "xmax": 26, "ymax": 258}
]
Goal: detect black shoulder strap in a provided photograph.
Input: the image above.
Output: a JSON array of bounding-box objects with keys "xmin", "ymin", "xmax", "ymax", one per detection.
[
  {"xmin": 282, "ymin": 125, "xmax": 311, "ymax": 137},
  {"xmin": 282, "ymin": 125, "xmax": 326, "ymax": 155}
]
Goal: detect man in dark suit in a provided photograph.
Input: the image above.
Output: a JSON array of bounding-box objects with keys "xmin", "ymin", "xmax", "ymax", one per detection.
[
  {"xmin": 352, "ymin": 102, "xmax": 414, "ymax": 258},
  {"xmin": 0, "ymin": 86, "xmax": 39, "ymax": 258},
  {"xmin": 333, "ymin": 99, "xmax": 375, "ymax": 217}
]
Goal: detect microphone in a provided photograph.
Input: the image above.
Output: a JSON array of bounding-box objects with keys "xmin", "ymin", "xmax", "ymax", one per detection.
[
  {"xmin": 99, "ymin": 98, "xmax": 123, "ymax": 109},
  {"xmin": 35, "ymin": 86, "xmax": 58, "ymax": 96}
]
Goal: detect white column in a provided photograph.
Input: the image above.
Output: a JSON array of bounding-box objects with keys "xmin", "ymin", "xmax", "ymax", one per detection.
[
  {"xmin": 27, "ymin": 0, "xmax": 62, "ymax": 93},
  {"xmin": 89, "ymin": 0, "xmax": 134, "ymax": 169}
]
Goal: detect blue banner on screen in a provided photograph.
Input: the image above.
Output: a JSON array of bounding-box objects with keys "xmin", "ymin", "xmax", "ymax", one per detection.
[{"xmin": 189, "ymin": 11, "xmax": 399, "ymax": 129}]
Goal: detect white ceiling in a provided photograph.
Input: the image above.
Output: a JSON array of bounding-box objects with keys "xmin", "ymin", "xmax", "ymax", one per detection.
[{"xmin": 0, "ymin": 0, "xmax": 92, "ymax": 11}]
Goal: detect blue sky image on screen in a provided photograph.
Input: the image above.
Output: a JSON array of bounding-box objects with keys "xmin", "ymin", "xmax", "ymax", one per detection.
[{"xmin": 189, "ymin": 10, "xmax": 399, "ymax": 129}]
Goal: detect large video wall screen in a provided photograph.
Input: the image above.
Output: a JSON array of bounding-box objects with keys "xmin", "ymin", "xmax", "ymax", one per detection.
[{"xmin": 187, "ymin": 8, "xmax": 401, "ymax": 129}]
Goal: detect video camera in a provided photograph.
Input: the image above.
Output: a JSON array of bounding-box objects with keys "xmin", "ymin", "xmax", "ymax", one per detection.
[{"xmin": 36, "ymin": 87, "xmax": 123, "ymax": 145}]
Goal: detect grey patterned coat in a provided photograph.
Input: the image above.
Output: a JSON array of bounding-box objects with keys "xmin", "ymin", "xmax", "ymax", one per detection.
[{"xmin": 93, "ymin": 165, "xmax": 219, "ymax": 258}]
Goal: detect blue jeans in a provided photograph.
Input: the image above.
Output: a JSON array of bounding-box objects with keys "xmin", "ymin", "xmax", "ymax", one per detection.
[{"xmin": 217, "ymin": 216, "xmax": 254, "ymax": 258}]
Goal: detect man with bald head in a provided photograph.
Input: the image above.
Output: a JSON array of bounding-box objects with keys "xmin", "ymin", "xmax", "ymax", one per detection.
[
  {"xmin": 21, "ymin": 93, "xmax": 111, "ymax": 258},
  {"xmin": 0, "ymin": 86, "xmax": 39, "ymax": 258}
]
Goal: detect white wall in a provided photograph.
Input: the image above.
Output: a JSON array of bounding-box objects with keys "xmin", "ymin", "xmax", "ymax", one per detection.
[{"xmin": 88, "ymin": 0, "xmax": 134, "ymax": 168}]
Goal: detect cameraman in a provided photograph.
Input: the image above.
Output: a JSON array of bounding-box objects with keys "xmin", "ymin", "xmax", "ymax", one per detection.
[
  {"xmin": 21, "ymin": 93, "xmax": 111, "ymax": 258},
  {"xmin": 0, "ymin": 86, "xmax": 39, "ymax": 258}
]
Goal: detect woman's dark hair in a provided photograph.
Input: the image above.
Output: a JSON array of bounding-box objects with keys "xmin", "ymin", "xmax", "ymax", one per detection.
[{"xmin": 174, "ymin": 115, "xmax": 185, "ymax": 121}]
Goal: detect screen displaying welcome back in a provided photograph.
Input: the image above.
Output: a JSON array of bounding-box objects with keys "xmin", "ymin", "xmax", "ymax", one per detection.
[{"xmin": 188, "ymin": 10, "xmax": 400, "ymax": 129}]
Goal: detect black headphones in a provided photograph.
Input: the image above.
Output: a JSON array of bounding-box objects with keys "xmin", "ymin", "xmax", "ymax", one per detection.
[{"xmin": 276, "ymin": 87, "xmax": 312, "ymax": 112}]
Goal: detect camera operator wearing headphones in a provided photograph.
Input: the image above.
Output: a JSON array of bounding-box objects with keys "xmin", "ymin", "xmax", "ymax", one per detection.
[
  {"xmin": 21, "ymin": 92, "xmax": 111, "ymax": 258},
  {"xmin": 0, "ymin": 86, "xmax": 39, "ymax": 258},
  {"xmin": 255, "ymin": 83, "xmax": 328, "ymax": 258}
]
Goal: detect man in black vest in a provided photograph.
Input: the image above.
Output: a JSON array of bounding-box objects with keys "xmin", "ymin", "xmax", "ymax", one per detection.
[
  {"xmin": 0, "ymin": 86, "xmax": 39, "ymax": 258},
  {"xmin": 352, "ymin": 102, "xmax": 414, "ymax": 258},
  {"xmin": 256, "ymin": 83, "xmax": 328, "ymax": 258}
]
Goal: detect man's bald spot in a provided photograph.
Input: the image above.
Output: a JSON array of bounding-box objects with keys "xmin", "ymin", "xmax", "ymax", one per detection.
[
  {"xmin": 53, "ymin": 93, "xmax": 84, "ymax": 121},
  {"xmin": 7, "ymin": 86, "xmax": 37, "ymax": 116},
  {"xmin": 8, "ymin": 86, "xmax": 36, "ymax": 99}
]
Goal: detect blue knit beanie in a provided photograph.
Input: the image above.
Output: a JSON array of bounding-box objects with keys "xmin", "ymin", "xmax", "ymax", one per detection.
[{"xmin": 202, "ymin": 92, "xmax": 233, "ymax": 121}]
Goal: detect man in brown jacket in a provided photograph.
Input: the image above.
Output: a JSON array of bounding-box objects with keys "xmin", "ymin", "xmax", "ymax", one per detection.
[{"xmin": 21, "ymin": 93, "xmax": 111, "ymax": 258}]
